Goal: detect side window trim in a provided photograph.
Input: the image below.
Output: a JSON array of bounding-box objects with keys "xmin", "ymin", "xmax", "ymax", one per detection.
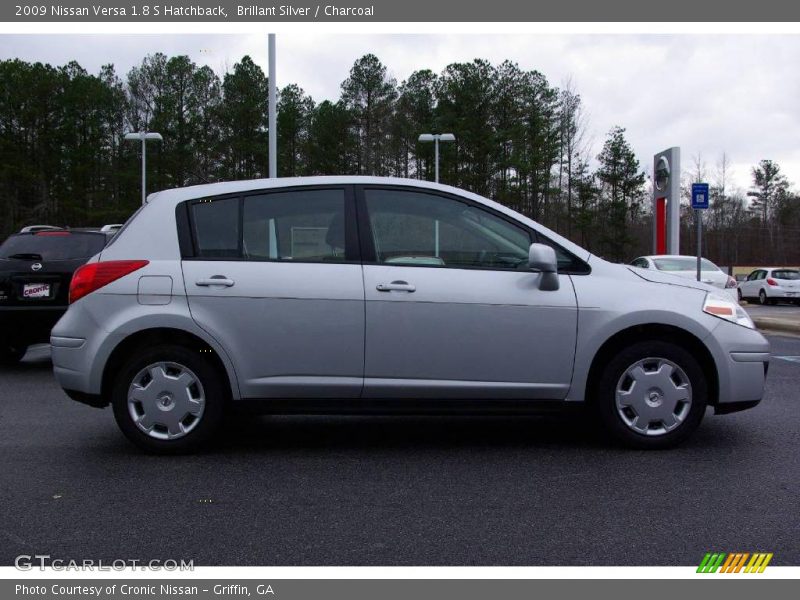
[{"xmin": 181, "ymin": 185, "xmax": 359, "ymax": 263}]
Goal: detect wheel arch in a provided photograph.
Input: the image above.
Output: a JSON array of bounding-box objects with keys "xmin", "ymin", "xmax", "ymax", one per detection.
[
  {"xmin": 584, "ymin": 323, "xmax": 719, "ymax": 408},
  {"xmin": 101, "ymin": 327, "xmax": 237, "ymax": 404}
]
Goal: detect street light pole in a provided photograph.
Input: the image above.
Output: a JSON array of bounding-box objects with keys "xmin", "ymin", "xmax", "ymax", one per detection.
[
  {"xmin": 418, "ymin": 133, "xmax": 455, "ymax": 183},
  {"xmin": 435, "ymin": 137, "xmax": 439, "ymax": 183},
  {"xmin": 124, "ymin": 131, "xmax": 163, "ymax": 205},
  {"xmin": 268, "ymin": 33, "xmax": 277, "ymax": 178}
]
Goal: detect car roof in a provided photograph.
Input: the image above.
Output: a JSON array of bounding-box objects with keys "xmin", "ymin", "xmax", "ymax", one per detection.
[
  {"xmin": 640, "ymin": 255, "xmax": 713, "ymax": 260},
  {"xmin": 149, "ymin": 176, "xmax": 475, "ymax": 204},
  {"xmin": 9, "ymin": 229, "xmax": 106, "ymax": 236}
]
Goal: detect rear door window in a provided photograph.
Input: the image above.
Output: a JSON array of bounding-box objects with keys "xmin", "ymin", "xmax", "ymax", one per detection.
[{"xmin": 242, "ymin": 189, "xmax": 347, "ymax": 262}]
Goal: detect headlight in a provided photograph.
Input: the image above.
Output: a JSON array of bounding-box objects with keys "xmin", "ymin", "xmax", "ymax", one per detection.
[{"xmin": 703, "ymin": 293, "xmax": 755, "ymax": 329}]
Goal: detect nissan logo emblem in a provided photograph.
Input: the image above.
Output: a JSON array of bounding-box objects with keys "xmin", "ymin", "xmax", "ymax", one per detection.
[{"xmin": 31, "ymin": 263, "xmax": 42, "ymax": 271}]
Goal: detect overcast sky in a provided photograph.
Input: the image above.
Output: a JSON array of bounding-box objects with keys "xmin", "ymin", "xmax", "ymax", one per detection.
[{"xmin": 2, "ymin": 33, "xmax": 799, "ymax": 191}]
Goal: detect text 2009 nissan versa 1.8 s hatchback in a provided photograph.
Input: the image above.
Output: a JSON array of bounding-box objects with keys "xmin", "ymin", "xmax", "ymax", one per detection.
[{"xmin": 50, "ymin": 177, "xmax": 769, "ymax": 453}]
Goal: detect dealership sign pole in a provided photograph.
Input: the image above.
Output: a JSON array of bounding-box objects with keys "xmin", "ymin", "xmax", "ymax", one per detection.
[
  {"xmin": 691, "ymin": 182, "xmax": 710, "ymax": 282},
  {"xmin": 652, "ymin": 147, "xmax": 680, "ymax": 255}
]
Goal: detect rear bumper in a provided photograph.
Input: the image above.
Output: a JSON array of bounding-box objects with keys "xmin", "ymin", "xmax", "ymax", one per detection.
[
  {"xmin": 0, "ymin": 306, "xmax": 66, "ymax": 343},
  {"xmin": 767, "ymin": 290, "xmax": 800, "ymax": 299},
  {"xmin": 51, "ymin": 334, "xmax": 98, "ymax": 397}
]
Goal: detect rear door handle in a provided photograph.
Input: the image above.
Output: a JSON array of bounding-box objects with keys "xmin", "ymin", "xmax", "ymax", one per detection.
[
  {"xmin": 196, "ymin": 276, "xmax": 235, "ymax": 287},
  {"xmin": 376, "ymin": 280, "xmax": 416, "ymax": 293}
]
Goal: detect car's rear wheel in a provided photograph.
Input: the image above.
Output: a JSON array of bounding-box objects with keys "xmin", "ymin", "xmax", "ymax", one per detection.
[
  {"xmin": 0, "ymin": 342, "xmax": 27, "ymax": 365},
  {"xmin": 759, "ymin": 289, "xmax": 768, "ymax": 305},
  {"xmin": 594, "ymin": 341, "xmax": 707, "ymax": 449},
  {"xmin": 111, "ymin": 344, "xmax": 225, "ymax": 453}
]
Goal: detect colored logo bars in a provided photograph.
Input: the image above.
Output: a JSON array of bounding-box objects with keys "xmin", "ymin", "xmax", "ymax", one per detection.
[{"xmin": 697, "ymin": 552, "xmax": 773, "ymax": 573}]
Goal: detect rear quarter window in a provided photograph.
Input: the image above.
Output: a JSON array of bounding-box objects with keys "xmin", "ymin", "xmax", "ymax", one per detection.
[{"xmin": 189, "ymin": 197, "xmax": 241, "ymax": 258}]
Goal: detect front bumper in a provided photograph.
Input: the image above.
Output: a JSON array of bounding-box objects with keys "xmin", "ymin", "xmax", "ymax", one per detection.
[{"xmin": 705, "ymin": 320, "xmax": 770, "ymax": 412}]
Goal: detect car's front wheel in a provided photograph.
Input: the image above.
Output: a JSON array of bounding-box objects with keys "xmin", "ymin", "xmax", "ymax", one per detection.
[
  {"xmin": 111, "ymin": 344, "xmax": 226, "ymax": 453},
  {"xmin": 594, "ymin": 341, "xmax": 707, "ymax": 449}
]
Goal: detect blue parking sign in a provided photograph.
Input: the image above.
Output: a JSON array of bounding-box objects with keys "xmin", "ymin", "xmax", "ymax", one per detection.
[{"xmin": 691, "ymin": 183, "xmax": 710, "ymax": 209}]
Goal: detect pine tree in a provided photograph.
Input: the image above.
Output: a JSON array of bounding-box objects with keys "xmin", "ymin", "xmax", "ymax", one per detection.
[
  {"xmin": 340, "ymin": 54, "xmax": 397, "ymax": 176},
  {"xmin": 595, "ymin": 126, "xmax": 646, "ymax": 261}
]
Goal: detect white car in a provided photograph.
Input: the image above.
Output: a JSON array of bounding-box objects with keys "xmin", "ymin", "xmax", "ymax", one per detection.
[
  {"xmin": 738, "ymin": 268, "xmax": 800, "ymax": 305},
  {"xmin": 629, "ymin": 255, "xmax": 738, "ymax": 300}
]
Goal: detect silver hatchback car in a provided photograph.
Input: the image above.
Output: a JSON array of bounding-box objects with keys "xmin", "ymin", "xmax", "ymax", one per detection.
[{"xmin": 51, "ymin": 177, "xmax": 769, "ymax": 453}]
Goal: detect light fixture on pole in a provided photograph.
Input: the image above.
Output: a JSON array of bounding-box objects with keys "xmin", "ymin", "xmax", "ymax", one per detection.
[
  {"xmin": 418, "ymin": 133, "xmax": 455, "ymax": 183},
  {"xmin": 124, "ymin": 131, "xmax": 163, "ymax": 205}
]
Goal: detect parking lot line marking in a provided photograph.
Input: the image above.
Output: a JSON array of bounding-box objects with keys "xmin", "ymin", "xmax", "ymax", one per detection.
[{"xmin": 774, "ymin": 356, "xmax": 800, "ymax": 363}]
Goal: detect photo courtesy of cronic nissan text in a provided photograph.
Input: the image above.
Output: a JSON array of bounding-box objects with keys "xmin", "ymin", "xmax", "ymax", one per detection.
[{"xmin": 0, "ymin": 1, "xmax": 799, "ymax": 598}]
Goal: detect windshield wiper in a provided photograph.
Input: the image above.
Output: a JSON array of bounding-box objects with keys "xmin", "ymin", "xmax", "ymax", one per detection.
[{"xmin": 6, "ymin": 253, "xmax": 43, "ymax": 260}]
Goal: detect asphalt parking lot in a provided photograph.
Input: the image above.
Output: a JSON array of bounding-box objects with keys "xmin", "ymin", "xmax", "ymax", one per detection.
[
  {"xmin": 1, "ymin": 335, "xmax": 799, "ymax": 567},
  {"xmin": 743, "ymin": 302, "xmax": 800, "ymax": 319}
]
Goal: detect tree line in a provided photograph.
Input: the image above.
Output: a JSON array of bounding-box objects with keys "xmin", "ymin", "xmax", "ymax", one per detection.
[{"xmin": 1, "ymin": 52, "xmax": 797, "ymax": 265}]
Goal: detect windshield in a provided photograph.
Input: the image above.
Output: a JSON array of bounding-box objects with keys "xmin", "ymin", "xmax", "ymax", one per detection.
[
  {"xmin": 653, "ymin": 257, "xmax": 720, "ymax": 272},
  {"xmin": 0, "ymin": 232, "xmax": 106, "ymax": 260},
  {"xmin": 773, "ymin": 270, "xmax": 800, "ymax": 280}
]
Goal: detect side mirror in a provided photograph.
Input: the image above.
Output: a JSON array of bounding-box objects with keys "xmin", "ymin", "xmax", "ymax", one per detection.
[{"xmin": 528, "ymin": 243, "xmax": 559, "ymax": 291}]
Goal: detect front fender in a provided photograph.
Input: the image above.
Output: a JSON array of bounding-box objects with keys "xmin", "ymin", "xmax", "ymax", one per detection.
[{"xmin": 567, "ymin": 264, "xmax": 719, "ymax": 402}]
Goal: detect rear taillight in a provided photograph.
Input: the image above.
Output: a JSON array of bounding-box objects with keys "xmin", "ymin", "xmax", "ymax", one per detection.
[
  {"xmin": 766, "ymin": 278, "xmax": 778, "ymax": 287},
  {"xmin": 69, "ymin": 260, "xmax": 148, "ymax": 303},
  {"xmin": 725, "ymin": 276, "xmax": 738, "ymax": 288}
]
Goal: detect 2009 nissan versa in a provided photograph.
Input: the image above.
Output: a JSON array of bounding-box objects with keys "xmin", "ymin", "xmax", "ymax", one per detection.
[{"xmin": 50, "ymin": 177, "xmax": 769, "ymax": 453}]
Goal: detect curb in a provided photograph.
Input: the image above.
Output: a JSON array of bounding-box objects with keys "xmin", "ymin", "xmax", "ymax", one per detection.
[{"xmin": 752, "ymin": 317, "xmax": 800, "ymax": 335}]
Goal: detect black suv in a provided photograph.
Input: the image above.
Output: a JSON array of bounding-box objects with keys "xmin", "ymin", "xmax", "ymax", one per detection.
[{"xmin": 0, "ymin": 228, "xmax": 109, "ymax": 363}]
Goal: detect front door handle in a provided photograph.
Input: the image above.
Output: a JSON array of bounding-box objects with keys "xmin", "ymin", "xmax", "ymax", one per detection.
[
  {"xmin": 196, "ymin": 276, "xmax": 235, "ymax": 287},
  {"xmin": 376, "ymin": 280, "xmax": 416, "ymax": 293}
]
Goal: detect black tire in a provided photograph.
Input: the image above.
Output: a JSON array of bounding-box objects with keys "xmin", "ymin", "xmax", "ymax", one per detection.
[
  {"xmin": 0, "ymin": 343, "xmax": 27, "ymax": 365},
  {"xmin": 737, "ymin": 288, "xmax": 743, "ymax": 302},
  {"xmin": 593, "ymin": 340, "xmax": 708, "ymax": 450},
  {"xmin": 759, "ymin": 289, "xmax": 768, "ymax": 305},
  {"xmin": 111, "ymin": 344, "xmax": 226, "ymax": 454}
]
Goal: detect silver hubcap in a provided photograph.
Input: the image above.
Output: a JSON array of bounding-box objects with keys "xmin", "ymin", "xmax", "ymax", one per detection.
[
  {"xmin": 127, "ymin": 362, "xmax": 205, "ymax": 440},
  {"xmin": 615, "ymin": 357, "xmax": 692, "ymax": 436}
]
